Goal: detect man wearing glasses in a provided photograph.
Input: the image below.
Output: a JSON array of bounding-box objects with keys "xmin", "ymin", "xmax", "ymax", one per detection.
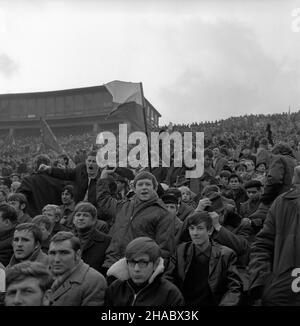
[{"xmin": 105, "ymin": 237, "xmax": 184, "ymax": 306}]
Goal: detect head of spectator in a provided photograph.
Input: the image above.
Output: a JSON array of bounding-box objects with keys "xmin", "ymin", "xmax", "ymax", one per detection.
[
  {"xmin": 161, "ymin": 193, "xmax": 179, "ymax": 218},
  {"xmin": 178, "ymin": 186, "xmax": 194, "ymax": 204},
  {"xmin": 133, "ymin": 171, "xmax": 158, "ymax": 201},
  {"xmin": 256, "ymin": 162, "xmax": 267, "ymax": 173},
  {"xmin": 220, "ymin": 147, "xmax": 229, "ymax": 158},
  {"xmin": 219, "ymin": 170, "xmax": 231, "ymax": 187},
  {"xmin": 115, "ymin": 174, "xmax": 128, "ymax": 193},
  {"xmin": 259, "ymin": 137, "xmax": 269, "ymax": 150},
  {"xmin": 0, "ymin": 204, "xmax": 18, "ymax": 232},
  {"xmin": 12, "ymin": 223, "xmax": 43, "ymax": 262},
  {"xmin": 10, "ymin": 173, "xmax": 21, "ymax": 183},
  {"xmin": 213, "ymin": 147, "xmax": 220, "ymax": 159},
  {"xmin": 42, "ymin": 205, "xmax": 62, "ymax": 232},
  {"xmin": 228, "ymin": 173, "xmax": 242, "ymax": 191},
  {"xmin": 241, "ymin": 146, "xmax": 252, "ymax": 158},
  {"xmin": 73, "ymin": 201, "xmax": 97, "ymax": 233},
  {"xmin": 5, "ymin": 261, "xmax": 53, "ymax": 306},
  {"xmin": 7, "ymin": 193, "xmax": 28, "ymax": 219},
  {"xmin": 235, "ymin": 163, "xmax": 247, "ymax": 179},
  {"xmin": 32, "ymin": 215, "xmax": 52, "ymax": 242},
  {"xmin": 125, "ymin": 237, "xmax": 161, "ymax": 285},
  {"xmin": 57, "ymin": 154, "xmax": 69, "ymax": 169},
  {"xmin": 85, "ymin": 150, "xmax": 99, "ymax": 177},
  {"xmin": 204, "ymin": 149, "xmax": 213, "ymax": 168},
  {"xmin": 61, "ymin": 185, "xmax": 75, "ymax": 206},
  {"xmin": 48, "ymin": 231, "xmax": 81, "ymax": 277},
  {"xmin": 199, "ymin": 173, "xmax": 218, "ymax": 188},
  {"xmin": 227, "ymin": 158, "xmax": 237, "ymax": 172},
  {"xmin": 244, "ymin": 180, "xmax": 262, "ymax": 201},
  {"xmin": 186, "ymin": 211, "xmax": 213, "ymax": 249},
  {"xmin": 33, "ymin": 154, "xmax": 51, "ymax": 172},
  {"xmin": 244, "ymin": 159, "xmax": 255, "ymax": 172},
  {"xmin": 10, "ymin": 181, "xmax": 21, "ymax": 193}
]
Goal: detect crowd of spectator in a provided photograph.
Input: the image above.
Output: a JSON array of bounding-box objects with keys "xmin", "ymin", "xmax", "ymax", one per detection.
[{"xmin": 1, "ymin": 109, "xmax": 300, "ymax": 306}]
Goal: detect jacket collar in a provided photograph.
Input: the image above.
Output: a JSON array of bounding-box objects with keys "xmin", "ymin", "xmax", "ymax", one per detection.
[
  {"xmin": 107, "ymin": 257, "xmax": 165, "ymax": 284},
  {"xmin": 51, "ymin": 260, "xmax": 88, "ymax": 301}
]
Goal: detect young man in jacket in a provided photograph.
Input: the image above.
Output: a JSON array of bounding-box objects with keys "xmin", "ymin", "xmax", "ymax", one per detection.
[
  {"xmin": 7, "ymin": 223, "xmax": 48, "ymax": 268},
  {"xmin": 106, "ymin": 237, "xmax": 184, "ymax": 306},
  {"xmin": 164, "ymin": 211, "xmax": 243, "ymax": 306},
  {"xmin": 97, "ymin": 169, "xmax": 175, "ymax": 273}
]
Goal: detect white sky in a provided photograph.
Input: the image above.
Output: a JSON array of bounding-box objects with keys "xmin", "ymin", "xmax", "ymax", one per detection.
[{"xmin": 0, "ymin": 0, "xmax": 300, "ymax": 125}]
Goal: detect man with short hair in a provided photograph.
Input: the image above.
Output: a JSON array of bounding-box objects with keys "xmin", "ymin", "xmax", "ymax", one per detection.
[
  {"xmin": 7, "ymin": 193, "xmax": 32, "ymax": 224},
  {"xmin": 97, "ymin": 169, "xmax": 175, "ymax": 272},
  {"xmin": 42, "ymin": 204, "xmax": 68, "ymax": 237},
  {"xmin": 106, "ymin": 237, "xmax": 184, "ymax": 306},
  {"xmin": 240, "ymin": 180, "xmax": 263, "ymax": 232},
  {"xmin": 224, "ymin": 173, "xmax": 248, "ymax": 214},
  {"xmin": 73, "ymin": 202, "xmax": 111, "ymax": 274},
  {"xmin": 39, "ymin": 151, "xmax": 101, "ymax": 208},
  {"xmin": 48, "ymin": 231, "xmax": 107, "ymax": 306},
  {"xmin": 161, "ymin": 193, "xmax": 183, "ymax": 244},
  {"xmin": 7, "ymin": 223, "xmax": 48, "ymax": 267},
  {"xmin": 0, "ymin": 204, "xmax": 18, "ymax": 266},
  {"xmin": 5, "ymin": 261, "xmax": 53, "ymax": 306},
  {"xmin": 165, "ymin": 211, "xmax": 243, "ymax": 306},
  {"xmin": 32, "ymin": 215, "xmax": 52, "ymax": 253}
]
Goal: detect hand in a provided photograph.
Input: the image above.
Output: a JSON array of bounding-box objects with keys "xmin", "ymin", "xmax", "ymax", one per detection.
[
  {"xmin": 241, "ymin": 218, "xmax": 251, "ymax": 226},
  {"xmin": 195, "ymin": 198, "xmax": 211, "ymax": 212},
  {"xmin": 208, "ymin": 212, "xmax": 222, "ymax": 231},
  {"xmin": 38, "ymin": 164, "xmax": 51, "ymax": 172},
  {"xmin": 100, "ymin": 166, "xmax": 116, "ymax": 179}
]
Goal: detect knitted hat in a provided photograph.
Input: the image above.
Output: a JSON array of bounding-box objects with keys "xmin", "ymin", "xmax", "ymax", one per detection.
[{"xmin": 133, "ymin": 171, "xmax": 158, "ymax": 190}]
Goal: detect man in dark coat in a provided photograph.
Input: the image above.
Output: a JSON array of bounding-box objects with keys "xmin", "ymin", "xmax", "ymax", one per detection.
[
  {"xmin": 18, "ymin": 154, "xmax": 66, "ymax": 217},
  {"xmin": 249, "ymin": 142, "xmax": 296, "ymax": 223},
  {"xmin": 38, "ymin": 150, "xmax": 100, "ymax": 207},
  {"xmin": 248, "ymin": 165, "xmax": 300, "ymax": 306},
  {"xmin": 97, "ymin": 169, "xmax": 175, "ymax": 272},
  {"xmin": 0, "ymin": 204, "xmax": 18, "ymax": 266},
  {"xmin": 73, "ymin": 202, "xmax": 111, "ymax": 275}
]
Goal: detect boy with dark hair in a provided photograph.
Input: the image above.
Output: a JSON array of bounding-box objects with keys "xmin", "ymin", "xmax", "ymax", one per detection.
[
  {"xmin": 165, "ymin": 211, "xmax": 243, "ymax": 306},
  {"xmin": 224, "ymin": 173, "xmax": 248, "ymax": 214},
  {"xmin": 106, "ymin": 237, "xmax": 184, "ymax": 306},
  {"xmin": 7, "ymin": 223, "xmax": 48, "ymax": 267},
  {"xmin": 5, "ymin": 261, "xmax": 53, "ymax": 306},
  {"xmin": 7, "ymin": 193, "xmax": 32, "ymax": 224}
]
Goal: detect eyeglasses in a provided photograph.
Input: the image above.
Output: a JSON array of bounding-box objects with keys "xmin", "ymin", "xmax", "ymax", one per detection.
[
  {"xmin": 126, "ymin": 259, "xmax": 151, "ymax": 269},
  {"xmin": 247, "ymin": 191, "xmax": 258, "ymax": 194}
]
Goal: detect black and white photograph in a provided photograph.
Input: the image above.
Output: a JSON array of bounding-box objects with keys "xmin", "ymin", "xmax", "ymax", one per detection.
[{"xmin": 0, "ymin": 0, "xmax": 300, "ymax": 311}]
